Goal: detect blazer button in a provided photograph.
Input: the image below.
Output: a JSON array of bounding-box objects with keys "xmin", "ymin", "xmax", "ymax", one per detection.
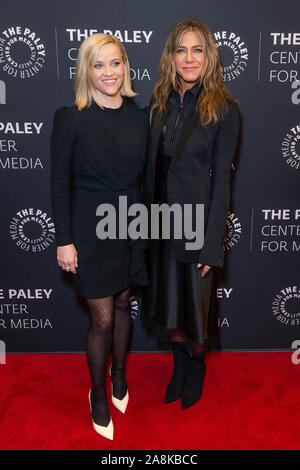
[{"xmin": 209, "ymin": 168, "xmax": 213, "ymax": 176}]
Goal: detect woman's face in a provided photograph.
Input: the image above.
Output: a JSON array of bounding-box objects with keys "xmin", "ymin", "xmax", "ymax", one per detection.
[
  {"xmin": 173, "ymin": 31, "xmax": 205, "ymax": 90},
  {"xmin": 91, "ymin": 43, "xmax": 125, "ymax": 101}
]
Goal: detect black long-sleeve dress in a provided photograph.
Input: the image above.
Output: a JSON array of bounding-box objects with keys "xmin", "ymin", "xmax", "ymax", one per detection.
[{"xmin": 50, "ymin": 98, "xmax": 149, "ymax": 298}]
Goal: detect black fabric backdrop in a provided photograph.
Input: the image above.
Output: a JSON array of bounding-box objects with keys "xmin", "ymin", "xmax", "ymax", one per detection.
[{"xmin": 0, "ymin": 0, "xmax": 299, "ymax": 352}]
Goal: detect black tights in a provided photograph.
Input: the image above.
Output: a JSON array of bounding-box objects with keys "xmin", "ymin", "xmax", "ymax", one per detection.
[
  {"xmin": 86, "ymin": 286, "xmax": 131, "ymax": 426},
  {"xmin": 170, "ymin": 329, "xmax": 205, "ymax": 359}
]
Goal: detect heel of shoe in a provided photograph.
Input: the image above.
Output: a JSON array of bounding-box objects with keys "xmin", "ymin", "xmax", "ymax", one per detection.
[
  {"xmin": 181, "ymin": 357, "xmax": 206, "ymax": 409},
  {"xmin": 112, "ymin": 389, "xmax": 129, "ymax": 414},
  {"xmin": 88, "ymin": 389, "xmax": 114, "ymax": 440},
  {"xmin": 109, "ymin": 365, "xmax": 129, "ymax": 414},
  {"xmin": 165, "ymin": 342, "xmax": 190, "ymax": 404}
]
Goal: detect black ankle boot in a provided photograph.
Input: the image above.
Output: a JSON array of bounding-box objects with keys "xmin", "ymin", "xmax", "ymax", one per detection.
[
  {"xmin": 181, "ymin": 353, "xmax": 206, "ymax": 409},
  {"xmin": 165, "ymin": 342, "xmax": 190, "ymax": 404}
]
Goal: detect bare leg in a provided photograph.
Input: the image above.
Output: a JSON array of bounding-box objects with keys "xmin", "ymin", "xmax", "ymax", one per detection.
[
  {"xmin": 188, "ymin": 341, "xmax": 205, "ymax": 354},
  {"xmin": 170, "ymin": 328, "xmax": 205, "ymax": 354},
  {"xmin": 170, "ymin": 328, "xmax": 186, "ymax": 343}
]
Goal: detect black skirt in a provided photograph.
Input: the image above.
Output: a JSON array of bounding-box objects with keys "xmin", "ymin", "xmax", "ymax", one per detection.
[
  {"xmin": 142, "ymin": 149, "xmax": 218, "ymax": 347},
  {"xmin": 71, "ymin": 187, "xmax": 148, "ymax": 299}
]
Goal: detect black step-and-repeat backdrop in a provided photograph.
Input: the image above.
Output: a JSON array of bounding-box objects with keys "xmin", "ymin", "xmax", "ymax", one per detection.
[{"xmin": 0, "ymin": 0, "xmax": 299, "ymax": 353}]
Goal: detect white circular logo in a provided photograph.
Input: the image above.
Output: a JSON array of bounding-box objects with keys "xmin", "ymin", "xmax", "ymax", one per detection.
[
  {"xmin": 281, "ymin": 124, "xmax": 300, "ymax": 170},
  {"xmin": 224, "ymin": 212, "xmax": 242, "ymax": 251},
  {"xmin": 130, "ymin": 296, "xmax": 139, "ymax": 321},
  {"xmin": 214, "ymin": 31, "xmax": 248, "ymax": 81},
  {"xmin": 0, "ymin": 26, "xmax": 46, "ymax": 79},
  {"xmin": 9, "ymin": 208, "xmax": 55, "ymax": 252},
  {"xmin": 272, "ymin": 286, "xmax": 300, "ymax": 326}
]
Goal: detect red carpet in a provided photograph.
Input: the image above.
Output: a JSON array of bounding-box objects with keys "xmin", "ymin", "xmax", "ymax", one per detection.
[{"xmin": 0, "ymin": 352, "xmax": 299, "ymax": 450}]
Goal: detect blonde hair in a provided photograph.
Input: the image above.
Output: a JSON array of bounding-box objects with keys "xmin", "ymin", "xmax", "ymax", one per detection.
[
  {"xmin": 150, "ymin": 18, "xmax": 239, "ymax": 126},
  {"xmin": 75, "ymin": 33, "xmax": 136, "ymax": 110}
]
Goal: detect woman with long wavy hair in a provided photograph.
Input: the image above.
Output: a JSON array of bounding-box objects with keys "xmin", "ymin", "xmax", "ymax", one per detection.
[{"xmin": 142, "ymin": 18, "xmax": 240, "ymax": 409}]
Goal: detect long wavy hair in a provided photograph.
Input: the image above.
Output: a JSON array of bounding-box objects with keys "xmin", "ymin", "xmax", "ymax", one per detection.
[
  {"xmin": 150, "ymin": 18, "xmax": 239, "ymax": 126},
  {"xmin": 75, "ymin": 33, "xmax": 136, "ymax": 110}
]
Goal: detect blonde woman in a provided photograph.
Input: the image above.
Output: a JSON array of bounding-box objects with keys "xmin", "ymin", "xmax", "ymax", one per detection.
[
  {"xmin": 50, "ymin": 34, "xmax": 148, "ymax": 440},
  {"xmin": 142, "ymin": 19, "xmax": 240, "ymax": 409}
]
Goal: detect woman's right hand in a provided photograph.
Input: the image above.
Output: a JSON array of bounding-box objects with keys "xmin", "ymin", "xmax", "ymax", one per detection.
[{"xmin": 57, "ymin": 244, "xmax": 78, "ymax": 274}]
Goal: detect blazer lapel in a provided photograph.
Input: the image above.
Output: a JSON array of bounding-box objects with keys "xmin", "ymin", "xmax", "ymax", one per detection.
[
  {"xmin": 149, "ymin": 103, "xmax": 199, "ymax": 187},
  {"xmin": 169, "ymin": 107, "xmax": 199, "ymax": 169},
  {"xmin": 151, "ymin": 108, "xmax": 169, "ymax": 176}
]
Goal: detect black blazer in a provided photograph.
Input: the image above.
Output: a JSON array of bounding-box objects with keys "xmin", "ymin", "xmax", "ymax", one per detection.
[{"xmin": 143, "ymin": 100, "xmax": 240, "ymax": 268}]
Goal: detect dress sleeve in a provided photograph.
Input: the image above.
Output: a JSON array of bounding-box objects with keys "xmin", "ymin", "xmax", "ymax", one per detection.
[
  {"xmin": 198, "ymin": 101, "xmax": 240, "ymax": 268},
  {"xmin": 50, "ymin": 107, "xmax": 75, "ymax": 247}
]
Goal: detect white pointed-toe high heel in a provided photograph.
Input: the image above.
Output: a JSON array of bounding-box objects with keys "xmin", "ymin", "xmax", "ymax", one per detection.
[
  {"xmin": 109, "ymin": 364, "xmax": 129, "ymax": 414},
  {"xmin": 88, "ymin": 389, "xmax": 114, "ymax": 441}
]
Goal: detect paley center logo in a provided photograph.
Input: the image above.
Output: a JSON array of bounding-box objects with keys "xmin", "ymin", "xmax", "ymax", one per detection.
[
  {"xmin": 0, "ymin": 26, "xmax": 46, "ymax": 78},
  {"xmin": 224, "ymin": 212, "xmax": 242, "ymax": 251},
  {"xmin": 129, "ymin": 296, "xmax": 139, "ymax": 321},
  {"xmin": 66, "ymin": 28, "xmax": 152, "ymax": 81},
  {"xmin": 269, "ymin": 33, "xmax": 300, "ymax": 84},
  {"xmin": 66, "ymin": 28, "xmax": 153, "ymax": 44},
  {"xmin": 272, "ymin": 285, "xmax": 300, "ymax": 326},
  {"xmin": 214, "ymin": 30, "xmax": 248, "ymax": 81},
  {"xmin": 9, "ymin": 208, "xmax": 55, "ymax": 252},
  {"xmin": 0, "ymin": 120, "xmax": 44, "ymax": 171},
  {"xmin": 281, "ymin": 123, "xmax": 300, "ymax": 170}
]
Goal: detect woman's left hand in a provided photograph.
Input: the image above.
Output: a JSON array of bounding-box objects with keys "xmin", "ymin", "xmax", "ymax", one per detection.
[{"xmin": 197, "ymin": 263, "xmax": 211, "ymax": 277}]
